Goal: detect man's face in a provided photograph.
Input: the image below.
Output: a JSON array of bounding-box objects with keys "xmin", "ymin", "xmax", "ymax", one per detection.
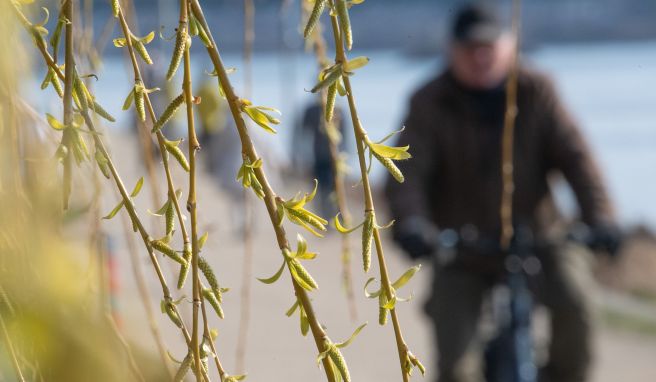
[{"xmin": 449, "ymin": 34, "xmax": 515, "ymax": 90}]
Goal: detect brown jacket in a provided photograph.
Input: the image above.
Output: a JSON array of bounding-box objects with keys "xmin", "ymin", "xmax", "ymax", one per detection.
[{"xmin": 384, "ymin": 67, "xmax": 614, "ymax": 239}]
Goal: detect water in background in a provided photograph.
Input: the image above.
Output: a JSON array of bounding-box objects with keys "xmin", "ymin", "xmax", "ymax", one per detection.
[{"xmin": 31, "ymin": 40, "xmax": 656, "ymax": 228}]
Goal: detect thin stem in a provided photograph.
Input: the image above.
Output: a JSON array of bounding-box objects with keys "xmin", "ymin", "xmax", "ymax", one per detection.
[
  {"xmin": 62, "ymin": 0, "xmax": 75, "ymax": 210},
  {"xmin": 305, "ymin": 3, "xmax": 357, "ymax": 321},
  {"xmin": 191, "ymin": 1, "xmax": 337, "ymax": 380},
  {"xmin": 200, "ymin": 278, "xmax": 226, "ymax": 379},
  {"xmin": 500, "ymin": 0, "xmax": 522, "ymax": 250},
  {"xmin": 119, "ymin": 197, "xmax": 174, "ymax": 378},
  {"xmin": 105, "ymin": 313, "xmax": 146, "ymax": 382},
  {"xmin": 326, "ymin": 1, "xmax": 411, "ymax": 380},
  {"xmin": 180, "ymin": 1, "xmax": 201, "ymax": 378},
  {"xmin": 0, "ymin": 310, "xmax": 25, "ymax": 382}
]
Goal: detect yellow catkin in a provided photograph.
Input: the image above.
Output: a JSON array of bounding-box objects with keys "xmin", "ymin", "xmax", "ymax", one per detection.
[
  {"xmin": 152, "ymin": 93, "xmax": 184, "ymax": 132},
  {"xmin": 174, "ymin": 354, "xmax": 191, "ymax": 382},
  {"xmin": 133, "ymin": 40, "xmax": 153, "ymax": 65},
  {"xmin": 176, "ymin": 248, "xmax": 192, "ymax": 289},
  {"xmin": 379, "ymin": 306, "xmax": 388, "ymax": 325},
  {"xmin": 329, "ymin": 348, "xmax": 351, "ymax": 382},
  {"xmin": 166, "ymin": 26, "xmax": 188, "ymax": 80},
  {"xmin": 111, "ymin": 0, "xmax": 120, "ymax": 17},
  {"xmin": 134, "ymin": 85, "xmax": 146, "ymax": 122},
  {"xmin": 91, "ymin": 100, "xmax": 115, "ymax": 122},
  {"xmin": 50, "ymin": 72, "xmax": 64, "ymax": 97},
  {"xmin": 373, "ymin": 151, "xmax": 404, "ymax": 183},
  {"xmin": 165, "ymin": 302, "xmax": 183, "ymax": 328},
  {"xmin": 151, "ymin": 240, "xmax": 187, "ymax": 266},
  {"xmin": 198, "ymin": 256, "xmax": 220, "ymax": 292},
  {"xmin": 325, "ymin": 82, "xmax": 337, "ymax": 122},
  {"xmin": 304, "ymin": 0, "xmax": 327, "ymax": 38},
  {"xmin": 165, "ymin": 143, "xmax": 190, "ymax": 172},
  {"xmin": 73, "ymin": 76, "xmax": 89, "ymax": 111},
  {"xmin": 287, "ymin": 207, "xmax": 326, "ymax": 232},
  {"xmin": 362, "ymin": 211, "xmax": 374, "ymax": 272},
  {"xmin": 335, "ymin": 0, "xmax": 352, "ymax": 50},
  {"xmin": 291, "ymin": 259, "xmax": 318, "ymax": 290},
  {"xmin": 165, "ymin": 202, "xmax": 175, "ymax": 236},
  {"xmin": 202, "ymin": 288, "xmax": 224, "ymax": 319}
]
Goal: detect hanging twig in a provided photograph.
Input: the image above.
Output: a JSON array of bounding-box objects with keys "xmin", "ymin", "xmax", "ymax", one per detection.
[{"xmin": 500, "ymin": 0, "xmax": 523, "ymax": 250}]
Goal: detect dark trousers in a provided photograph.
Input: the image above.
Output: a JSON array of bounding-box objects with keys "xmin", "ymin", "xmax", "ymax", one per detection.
[{"xmin": 425, "ymin": 244, "xmax": 596, "ymax": 382}]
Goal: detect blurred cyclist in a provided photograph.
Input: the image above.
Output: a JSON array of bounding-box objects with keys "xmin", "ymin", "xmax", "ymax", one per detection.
[{"xmin": 384, "ymin": 3, "xmax": 621, "ymax": 382}]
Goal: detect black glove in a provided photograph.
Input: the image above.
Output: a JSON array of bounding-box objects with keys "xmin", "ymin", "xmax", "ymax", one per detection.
[
  {"xmin": 588, "ymin": 223, "xmax": 623, "ymax": 258},
  {"xmin": 394, "ymin": 216, "xmax": 439, "ymax": 260}
]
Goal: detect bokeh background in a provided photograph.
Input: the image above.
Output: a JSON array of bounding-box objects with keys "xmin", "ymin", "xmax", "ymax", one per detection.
[{"xmin": 4, "ymin": 0, "xmax": 656, "ymax": 381}]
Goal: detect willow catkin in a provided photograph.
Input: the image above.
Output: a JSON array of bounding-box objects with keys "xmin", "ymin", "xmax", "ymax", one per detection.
[
  {"xmin": 133, "ymin": 40, "xmax": 153, "ymax": 65},
  {"xmin": 304, "ymin": 0, "xmax": 327, "ymax": 38},
  {"xmin": 202, "ymin": 288, "xmax": 224, "ymax": 319},
  {"xmin": 165, "ymin": 302, "xmax": 183, "ymax": 328},
  {"xmin": 291, "ymin": 260, "xmax": 318, "ymax": 290},
  {"xmin": 287, "ymin": 207, "xmax": 326, "ymax": 232},
  {"xmin": 362, "ymin": 211, "xmax": 374, "ymax": 272},
  {"xmin": 176, "ymin": 247, "xmax": 192, "ymax": 289},
  {"xmin": 335, "ymin": 0, "xmax": 352, "ymax": 50},
  {"xmin": 325, "ymin": 82, "xmax": 337, "ymax": 123},
  {"xmin": 198, "ymin": 257, "xmax": 220, "ymax": 293},
  {"xmin": 91, "ymin": 100, "xmax": 116, "ymax": 122},
  {"xmin": 329, "ymin": 348, "xmax": 350, "ymax": 382},
  {"xmin": 152, "ymin": 93, "xmax": 184, "ymax": 132},
  {"xmin": 372, "ymin": 151, "xmax": 404, "ymax": 183},
  {"xmin": 174, "ymin": 354, "xmax": 191, "ymax": 382},
  {"xmin": 165, "ymin": 142, "xmax": 190, "ymax": 172},
  {"xmin": 73, "ymin": 76, "xmax": 88, "ymax": 111},
  {"xmin": 165, "ymin": 202, "xmax": 175, "ymax": 236},
  {"xmin": 166, "ymin": 26, "xmax": 188, "ymax": 80},
  {"xmin": 151, "ymin": 239, "xmax": 187, "ymax": 266},
  {"xmin": 111, "ymin": 0, "xmax": 120, "ymax": 17},
  {"xmin": 134, "ymin": 85, "xmax": 146, "ymax": 121},
  {"xmin": 379, "ymin": 306, "xmax": 388, "ymax": 325},
  {"xmin": 50, "ymin": 72, "xmax": 64, "ymax": 97}
]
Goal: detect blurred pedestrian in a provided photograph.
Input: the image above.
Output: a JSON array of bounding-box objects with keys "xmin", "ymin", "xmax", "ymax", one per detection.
[{"xmin": 294, "ymin": 99, "xmax": 348, "ymax": 217}]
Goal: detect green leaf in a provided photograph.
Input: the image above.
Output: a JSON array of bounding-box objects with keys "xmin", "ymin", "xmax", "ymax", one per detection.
[
  {"xmin": 130, "ymin": 177, "xmax": 144, "ymax": 197},
  {"xmin": 243, "ymin": 106, "xmax": 277, "ymax": 134},
  {"xmin": 336, "ymin": 322, "xmax": 367, "ymax": 348},
  {"xmin": 112, "ymin": 37, "xmax": 127, "ymax": 48},
  {"xmin": 343, "ymin": 56, "xmax": 369, "ymax": 72},
  {"xmin": 198, "ymin": 232, "xmax": 209, "ymax": 249},
  {"xmin": 311, "ymin": 66, "xmax": 342, "ymax": 93},
  {"xmin": 103, "ymin": 200, "xmax": 125, "ymax": 220},
  {"xmin": 391, "ymin": 264, "xmax": 422, "ymax": 290},
  {"xmin": 368, "ymin": 142, "xmax": 411, "ymax": 160},
  {"xmin": 334, "ymin": 213, "xmax": 363, "ymax": 234},
  {"xmin": 285, "ymin": 300, "xmax": 300, "ymax": 317},
  {"xmin": 46, "ymin": 113, "xmax": 65, "ymax": 130},
  {"xmin": 257, "ymin": 261, "xmax": 285, "ymax": 284},
  {"xmin": 363, "ymin": 277, "xmax": 381, "ymax": 298},
  {"xmin": 122, "ymin": 88, "xmax": 135, "ymax": 110}
]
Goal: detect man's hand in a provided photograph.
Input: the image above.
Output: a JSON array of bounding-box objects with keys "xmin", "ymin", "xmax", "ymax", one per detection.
[
  {"xmin": 394, "ymin": 216, "xmax": 439, "ymax": 260},
  {"xmin": 588, "ymin": 223, "xmax": 624, "ymax": 258}
]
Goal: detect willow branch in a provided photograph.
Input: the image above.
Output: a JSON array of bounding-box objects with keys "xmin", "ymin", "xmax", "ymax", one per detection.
[
  {"xmin": 500, "ymin": 0, "xmax": 522, "ymax": 250},
  {"xmin": 191, "ymin": 1, "xmax": 338, "ymax": 380},
  {"xmin": 305, "ymin": 3, "xmax": 357, "ymax": 322},
  {"xmin": 326, "ymin": 1, "xmax": 413, "ymax": 380}
]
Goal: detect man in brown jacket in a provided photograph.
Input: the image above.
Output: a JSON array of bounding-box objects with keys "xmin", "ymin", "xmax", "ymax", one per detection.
[{"xmin": 384, "ymin": 3, "xmax": 621, "ymax": 382}]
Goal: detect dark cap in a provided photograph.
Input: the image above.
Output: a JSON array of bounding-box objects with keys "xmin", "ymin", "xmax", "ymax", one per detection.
[{"xmin": 452, "ymin": 3, "xmax": 505, "ymax": 43}]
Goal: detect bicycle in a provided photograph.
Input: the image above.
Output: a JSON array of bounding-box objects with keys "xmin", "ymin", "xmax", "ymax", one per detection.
[{"xmin": 431, "ymin": 224, "xmax": 598, "ymax": 382}]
